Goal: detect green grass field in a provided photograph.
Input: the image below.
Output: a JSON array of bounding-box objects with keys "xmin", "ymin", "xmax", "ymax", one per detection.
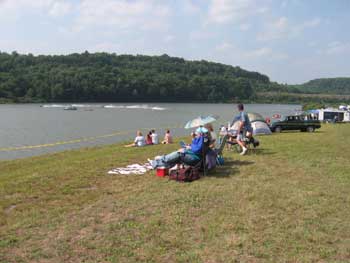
[{"xmin": 1, "ymin": 124, "xmax": 350, "ymax": 262}]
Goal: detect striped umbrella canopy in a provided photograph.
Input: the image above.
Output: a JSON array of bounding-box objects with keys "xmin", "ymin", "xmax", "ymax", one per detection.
[{"xmin": 184, "ymin": 115, "xmax": 219, "ymax": 129}]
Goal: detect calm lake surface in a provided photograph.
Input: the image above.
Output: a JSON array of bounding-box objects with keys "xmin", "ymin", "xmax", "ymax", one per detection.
[{"xmin": 0, "ymin": 103, "xmax": 301, "ymax": 160}]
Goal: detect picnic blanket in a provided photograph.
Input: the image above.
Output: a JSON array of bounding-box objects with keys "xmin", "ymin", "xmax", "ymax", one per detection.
[{"xmin": 108, "ymin": 163, "xmax": 153, "ymax": 175}]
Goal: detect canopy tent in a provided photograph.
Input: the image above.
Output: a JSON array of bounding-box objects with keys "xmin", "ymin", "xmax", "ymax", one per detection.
[{"xmin": 306, "ymin": 109, "xmax": 319, "ymax": 114}]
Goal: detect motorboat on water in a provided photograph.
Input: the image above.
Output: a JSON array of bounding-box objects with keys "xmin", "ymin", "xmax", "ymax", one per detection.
[{"xmin": 64, "ymin": 105, "xmax": 78, "ymax": 110}]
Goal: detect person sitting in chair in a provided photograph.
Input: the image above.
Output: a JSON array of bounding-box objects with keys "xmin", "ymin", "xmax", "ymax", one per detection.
[{"xmin": 149, "ymin": 127, "xmax": 207, "ymax": 169}]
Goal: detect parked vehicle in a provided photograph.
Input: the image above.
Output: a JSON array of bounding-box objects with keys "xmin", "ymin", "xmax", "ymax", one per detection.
[
  {"xmin": 270, "ymin": 115, "xmax": 321, "ymax": 133},
  {"xmin": 318, "ymin": 108, "xmax": 350, "ymax": 122}
]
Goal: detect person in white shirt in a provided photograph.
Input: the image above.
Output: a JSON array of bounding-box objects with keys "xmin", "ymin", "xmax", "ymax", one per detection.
[
  {"xmin": 124, "ymin": 130, "xmax": 145, "ymax": 147},
  {"xmin": 151, "ymin": 129, "xmax": 159, "ymax": 144}
]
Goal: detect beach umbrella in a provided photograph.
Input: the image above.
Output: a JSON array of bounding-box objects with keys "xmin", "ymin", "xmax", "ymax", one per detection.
[{"xmin": 184, "ymin": 115, "xmax": 219, "ymax": 129}]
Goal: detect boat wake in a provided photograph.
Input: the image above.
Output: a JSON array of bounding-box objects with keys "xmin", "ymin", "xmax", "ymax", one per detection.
[
  {"xmin": 103, "ymin": 104, "xmax": 167, "ymax": 111},
  {"xmin": 41, "ymin": 104, "xmax": 101, "ymax": 108},
  {"xmin": 41, "ymin": 104, "xmax": 167, "ymax": 111}
]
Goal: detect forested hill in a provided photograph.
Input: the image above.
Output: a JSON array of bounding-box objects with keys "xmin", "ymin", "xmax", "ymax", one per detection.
[
  {"xmin": 0, "ymin": 52, "xmax": 270, "ymax": 103},
  {"xmin": 295, "ymin": 78, "xmax": 350, "ymax": 94}
]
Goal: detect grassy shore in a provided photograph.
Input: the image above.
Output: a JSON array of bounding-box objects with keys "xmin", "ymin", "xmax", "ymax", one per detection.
[
  {"xmin": 1, "ymin": 124, "xmax": 350, "ymax": 262},
  {"xmin": 256, "ymin": 92, "xmax": 350, "ymax": 105}
]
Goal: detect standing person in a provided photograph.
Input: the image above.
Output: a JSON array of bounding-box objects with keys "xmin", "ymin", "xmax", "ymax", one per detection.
[
  {"xmin": 233, "ymin": 103, "xmax": 252, "ymax": 155},
  {"xmin": 162, "ymin": 129, "xmax": 173, "ymax": 144},
  {"xmin": 151, "ymin": 129, "xmax": 159, "ymax": 145}
]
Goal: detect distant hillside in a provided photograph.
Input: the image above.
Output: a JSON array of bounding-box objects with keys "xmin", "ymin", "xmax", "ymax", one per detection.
[
  {"xmin": 0, "ymin": 52, "xmax": 271, "ymax": 103},
  {"xmin": 295, "ymin": 78, "xmax": 350, "ymax": 94},
  {"xmin": 1, "ymin": 51, "xmax": 348, "ymax": 104}
]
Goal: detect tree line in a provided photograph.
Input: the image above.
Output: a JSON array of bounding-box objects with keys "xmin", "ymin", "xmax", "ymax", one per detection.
[
  {"xmin": 0, "ymin": 52, "xmax": 271, "ymax": 103},
  {"xmin": 292, "ymin": 78, "xmax": 350, "ymax": 94},
  {"xmin": 1, "ymin": 51, "xmax": 348, "ymax": 104}
]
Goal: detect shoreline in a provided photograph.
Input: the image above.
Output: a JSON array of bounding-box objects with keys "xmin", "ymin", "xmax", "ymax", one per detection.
[
  {"xmin": 0, "ymin": 101, "xmax": 302, "ymax": 106},
  {"xmin": 0, "ymin": 137, "xmax": 186, "ymax": 163}
]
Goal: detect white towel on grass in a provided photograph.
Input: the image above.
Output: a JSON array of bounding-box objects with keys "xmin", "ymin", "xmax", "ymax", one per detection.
[{"xmin": 108, "ymin": 163, "xmax": 153, "ymax": 175}]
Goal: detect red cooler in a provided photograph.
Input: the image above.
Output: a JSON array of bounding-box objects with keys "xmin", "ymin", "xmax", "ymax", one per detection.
[{"xmin": 156, "ymin": 167, "xmax": 168, "ymax": 177}]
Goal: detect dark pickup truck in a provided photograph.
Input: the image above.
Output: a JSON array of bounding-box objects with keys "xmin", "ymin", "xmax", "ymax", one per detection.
[{"xmin": 270, "ymin": 115, "xmax": 321, "ymax": 133}]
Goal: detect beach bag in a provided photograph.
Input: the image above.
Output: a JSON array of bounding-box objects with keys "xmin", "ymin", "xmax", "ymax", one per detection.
[{"xmin": 169, "ymin": 166, "xmax": 200, "ymax": 182}]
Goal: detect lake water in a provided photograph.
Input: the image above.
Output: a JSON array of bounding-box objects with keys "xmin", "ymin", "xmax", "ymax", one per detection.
[{"xmin": 0, "ymin": 103, "xmax": 300, "ymax": 160}]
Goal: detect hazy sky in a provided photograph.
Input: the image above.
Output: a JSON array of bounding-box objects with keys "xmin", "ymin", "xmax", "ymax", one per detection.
[{"xmin": 0, "ymin": 0, "xmax": 349, "ymax": 84}]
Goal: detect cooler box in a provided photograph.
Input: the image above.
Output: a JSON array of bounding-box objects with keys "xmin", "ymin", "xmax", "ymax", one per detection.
[{"xmin": 156, "ymin": 167, "xmax": 168, "ymax": 177}]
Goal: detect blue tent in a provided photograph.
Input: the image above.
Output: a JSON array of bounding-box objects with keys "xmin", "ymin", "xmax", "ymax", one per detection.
[{"xmin": 307, "ymin": 109, "xmax": 319, "ymax": 114}]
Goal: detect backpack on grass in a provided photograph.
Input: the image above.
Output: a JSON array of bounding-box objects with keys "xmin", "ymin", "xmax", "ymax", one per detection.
[{"xmin": 169, "ymin": 166, "xmax": 200, "ymax": 182}]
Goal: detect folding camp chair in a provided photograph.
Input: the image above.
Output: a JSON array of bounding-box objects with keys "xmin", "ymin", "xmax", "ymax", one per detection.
[
  {"xmin": 216, "ymin": 134, "xmax": 227, "ymax": 156},
  {"xmin": 201, "ymin": 134, "xmax": 227, "ymax": 174},
  {"xmin": 226, "ymin": 134, "xmax": 259, "ymax": 154},
  {"xmin": 215, "ymin": 134, "xmax": 227, "ymax": 165}
]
